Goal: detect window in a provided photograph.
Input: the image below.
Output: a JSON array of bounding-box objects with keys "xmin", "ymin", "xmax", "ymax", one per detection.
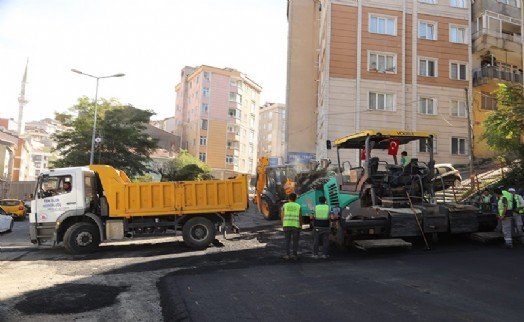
[
  {"xmin": 450, "ymin": 100, "xmax": 467, "ymax": 117},
  {"xmin": 368, "ymin": 52, "xmax": 396, "ymax": 72},
  {"xmin": 201, "ymin": 103, "xmax": 208, "ymax": 113},
  {"xmin": 451, "ymin": 137, "xmax": 467, "ymax": 155},
  {"xmin": 450, "ymin": 62, "xmax": 467, "ymax": 80},
  {"xmin": 199, "ymin": 153, "xmax": 207, "ymax": 162},
  {"xmin": 419, "ymin": 21, "xmax": 436, "ymax": 40},
  {"xmin": 229, "ymin": 92, "xmax": 242, "ymax": 103},
  {"xmin": 419, "ymin": 138, "xmax": 437, "ymax": 153},
  {"xmin": 450, "ymin": 26, "xmax": 466, "ymax": 43},
  {"xmin": 250, "ymin": 116, "xmax": 255, "ymax": 128},
  {"xmin": 497, "ymin": 0, "xmax": 520, "ymax": 7},
  {"xmin": 481, "ymin": 93, "xmax": 498, "ymax": 111},
  {"xmin": 419, "ymin": 97, "xmax": 437, "ymax": 115},
  {"xmin": 199, "ymin": 136, "xmax": 207, "ymax": 146},
  {"xmin": 419, "ymin": 0, "xmax": 437, "ymax": 4},
  {"xmin": 249, "ymin": 130, "xmax": 255, "ymax": 141},
  {"xmin": 419, "ymin": 59, "xmax": 436, "ymax": 77},
  {"xmin": 369, "ymin": 15, "xmax": 396, "ymax": 35},
  {"xmin": 449, "ymin": 0, "xmax": 466, "ymax": 8},
  {"xmin": 369, "ymin": 92, "xmax": 395, "ymax": 111},
  {"xmin": 227, "ymin": 141, "xmax": 239, "ymax": 150},
  {"xmin": 226, "ymin": 155, "xmax": 234, "ymax": 164},
  {"xmin": 203, "ymin": 71, "xmax": 210, "ymax": 81},
  {"xmin": 250, "ymin": 101, "xmax": 256, "ymax": 114},
  {"xmin": 200, "ymin": 119, "xmax": 208, "ymax": 130},
  {"xmin": 230, "ymin": 79, "xmax": 237, "ymax": 87},
  {"xmin": 228, "ymin": 108, "xmax": 241, "ymax": 119},
  {"xmin": 203, "ymin": 87, "xmax": 210, "ymax": 96}
]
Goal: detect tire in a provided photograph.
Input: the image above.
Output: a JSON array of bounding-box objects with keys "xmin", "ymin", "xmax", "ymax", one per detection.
[
  {"xmin": 63, "ymin": 222, "xmax": 101, "ymax": 254},
  {"xmin": 7, "ymin": 219, "xmax": 14, "ymax": 233},
  {"xmin": 261, "ymin": 197, "xmax": 280, "ymax": 220},
  {"xmin": 182, "ymin": 217, "xmax": 216, "ymax": 250}
]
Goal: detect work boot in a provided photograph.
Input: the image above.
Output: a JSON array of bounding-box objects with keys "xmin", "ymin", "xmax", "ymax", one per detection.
[{"xmin": 505, "ymin": 243, "xmax": 514, "ymax": 249}]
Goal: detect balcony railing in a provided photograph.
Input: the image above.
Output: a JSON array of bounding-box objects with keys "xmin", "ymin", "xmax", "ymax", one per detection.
[
  {"xmin": 472, "ymin": 29, "xmax": 523, "ymax": 44},
  {"xmin": 473, "ymin": 66, "xmax": 523, "ymax": 86}
]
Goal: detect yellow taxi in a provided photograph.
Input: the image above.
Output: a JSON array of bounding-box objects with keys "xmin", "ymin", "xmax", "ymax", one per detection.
[{"xmin": 0, "ymin": 199, "xmax": 26, "ymax": 220}]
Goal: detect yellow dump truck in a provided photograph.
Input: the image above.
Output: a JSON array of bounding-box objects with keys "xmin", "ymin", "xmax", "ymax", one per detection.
[{"xmin": 29, "ymin": 165, "xmax": 248, "ymax": 254}]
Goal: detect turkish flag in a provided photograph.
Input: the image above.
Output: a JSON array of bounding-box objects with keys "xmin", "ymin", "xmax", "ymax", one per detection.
[
  {"xmin": 388, "ymin": 139, "xmax": 400, "ymax": 156},
  {"xmin": 361, "ymin": 147, "xmax": 366, "ymax": 160}
]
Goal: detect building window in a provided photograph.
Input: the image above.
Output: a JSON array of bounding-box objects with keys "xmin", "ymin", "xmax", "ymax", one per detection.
[
  {"xmin": 201, "ymin": 119, "xmax": 208, "ymax": 130},
  {"xmin": 419, "ymin": 0, "xmax": 437, "ymax": 3},
  {"xmin": 450, "ymin": 100, "xmax": 467, "ymax": 117},
  {"xmin": 450, "ymin": 62, "xmax": 467, "ymax": 80},
  {"xmin": 226, "ymin": 155, "xmax": 234, "ymax": 164},
  {"xmin": 497, "ymin": 0, "xmax": 520, "ymax": 7},
  {"xmin": 250, "ymin": 116, "xmax": 255, "ymax": 128},
  {"xmin": 229, "ymin": 92, "xmax": 242, "ymax": 103},
  {"xmin": 228, "ymin": 108, "xmax": 241, "ymax": 119},
  {"xmin": 230, "ymin": 79, "xmax": 237, "ymax": 87},
  {"xmin": 199, "ymin": 153, "xmax": 207, "ymax": 162},
  {"xmin": 369, "ymin": 15, "xmax": 396, "ymax": 35},
  {"xmin": 450, "ymin": 26, "xmax": 467, "ymax": 43},
  {"xmin": 419, "ymin": 138, "xmax": 437, "ymax": 153},
  {"xmin": 419, "ymin": 97, "xmax": 437, "ymax": 115},
  {"xmin": 201, "ymin": 103, "xmax": 208, "ymax": 113},
  {"xmin": 227, "ymin": 141, "xmax": 239, "ymax": 150},
  {"xmin": 449, "ymin": 0, "xmax": 466, "ymax": 8},
  {"xmin": 481, "ymin": 93, "xmax": 498, "ymax": 111},
  {"xmin": 199, "ymin": 136, "xmax": 207, "ymax": 146},
  {"xmin": 250, "ymin": 101, "xmax": 256, "ymax": 114},
  {"xmin": 368, "ymin": 52, "xmax": 396, "ymax": 72},
  {"xmin": 419, "ymin": 58, "xmax": 437, "ymax": 77},
  {"xmin": 203, "ymin": 87, "xmax": 210, "ymax": 96},
  {"xmin": 419, "ymin": 21, "xmax": 437, "ymax": 40},
  {"xmin": 451, "ymin": 137, "xmax": 467, "ymax": 155},
  {"xmin": 203, "ymin": 71, "xmax": 210, "ymax": 81},
  {"xmin": 369, "ymin": 92, "xmax": 395, "ymax": 111}
]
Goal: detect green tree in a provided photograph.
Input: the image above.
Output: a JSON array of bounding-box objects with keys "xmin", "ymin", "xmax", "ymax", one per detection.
[
  {"xmin": 52, "ymin": 97, "xmax": 159, "ymax": 177},
  {"xmin": 161, "ymin": 150, "xmax": 213, "ymax": 181},
  {"xmin": 481, "ymin": 83, "xmax": 524, "ymax": 168}
]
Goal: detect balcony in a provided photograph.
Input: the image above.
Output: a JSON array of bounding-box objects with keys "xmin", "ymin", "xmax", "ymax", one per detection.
[
  {"xmin": 473, "ymin": 66, "xmax": 523, "ymax": 87},
  {"xmin": 473, "ymin": 29, "xmax": 522, "ymax": 54}
]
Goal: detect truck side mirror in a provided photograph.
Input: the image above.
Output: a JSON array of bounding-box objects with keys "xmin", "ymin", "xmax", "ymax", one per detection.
[{"xmin": 326, "ymin": 140, "xmax": 332, "ymax": 150}]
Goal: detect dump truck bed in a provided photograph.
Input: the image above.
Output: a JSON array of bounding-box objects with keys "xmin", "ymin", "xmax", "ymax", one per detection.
[{"xmin": 90, "ymin": 165, "xmax": 248, "ymax": 217}]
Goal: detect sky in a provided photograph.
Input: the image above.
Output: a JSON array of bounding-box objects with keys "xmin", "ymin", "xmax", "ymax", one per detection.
[{"xmin": 0, "ymin": 0, "xmax": 288, "ymax": 122}]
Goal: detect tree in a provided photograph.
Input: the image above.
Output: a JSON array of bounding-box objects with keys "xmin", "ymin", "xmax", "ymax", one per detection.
[
  {"xmin": 52, "ymin": 97, "xmax": 159, "ymax": 177},
  {"xmin": 481, "ymin": 83, "xmax": 524, "ymax": 168},
  {"xmin": 161, "ymin": 150, "xmax": 213, "ymax": 181}
]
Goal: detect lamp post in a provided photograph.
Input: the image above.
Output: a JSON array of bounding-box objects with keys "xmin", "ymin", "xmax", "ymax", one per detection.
[{"xmin": 71, "ymin": 69, "xmax": 125, "ymax": 165}]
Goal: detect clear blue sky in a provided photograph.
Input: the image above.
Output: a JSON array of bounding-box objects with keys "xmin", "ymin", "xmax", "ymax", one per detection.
[{"xmin": 0, "ymin": 0, "xmax": 288, "ymax": 121}]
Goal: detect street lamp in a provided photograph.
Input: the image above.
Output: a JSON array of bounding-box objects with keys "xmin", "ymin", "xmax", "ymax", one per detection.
[{"xmin": 71, "ymin": 69, "xmax": 125, "ymax": 165}]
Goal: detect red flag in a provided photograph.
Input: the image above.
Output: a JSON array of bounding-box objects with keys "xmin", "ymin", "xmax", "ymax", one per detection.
[
  {"xmin": 361, "ymin": 147, "xmax": 366, "ymax": 160},
  {"xmin": 388, "ymin": 139, "xmax": 400, "ymax": 156}
]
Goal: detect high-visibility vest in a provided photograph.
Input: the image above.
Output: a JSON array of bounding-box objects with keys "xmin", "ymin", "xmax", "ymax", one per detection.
[
  {"xmin": 515, "ymin": 194, "xmax": 524, "ymax": 214},
  {"xmin": 314, "ymin": 204, "xmax": 330, "ymax": 220},
  {"xmin": 498, "ymin": 191, "xmax": 513, "ymax": 217},
  {"xmin": 283, "ymin": 202, "xmax": 301, "ymax": 228}
]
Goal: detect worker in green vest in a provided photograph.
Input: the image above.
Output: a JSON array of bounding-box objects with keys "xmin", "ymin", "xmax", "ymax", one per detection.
[
  {"xmin": 310, "ymin": 196, "xmax": 335, "ymax": 259},
  {"xmin": 494, "ymin": 188, "xmax": 514, "ymax": 248},
  {"xmin": 480, "ymin": 189, "xmax": 492, "ymax": 213},
  {"xmin": 281, "ymin": 192, "xmax": 302, "ymax": 260},
  {"xmin": 400, "ymin": 151, "xmax": 411, "ymax": 167},
  {"xmin": 509, "ymin": 188, "xmax": 524, "ymax": 242}
]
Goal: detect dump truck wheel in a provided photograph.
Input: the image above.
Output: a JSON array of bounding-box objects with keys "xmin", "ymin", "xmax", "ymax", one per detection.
[
  {"xmin": 63, "ymin": 222, "xmax": 101, "ymax": 254},
  {"xmin": 261, "ymin": 197, "xmax": 279, "ymax": 220},
  {"xmin": 183, "ymin": 217, "xmax": 215, "ymax": 250}
]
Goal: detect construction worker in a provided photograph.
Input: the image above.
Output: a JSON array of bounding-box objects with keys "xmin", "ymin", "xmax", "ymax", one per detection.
[
  {"xmin": 480, "ymin": 189, "xmax": 492, "ymax": 213},
  {"xmin": 310, "ymin": 196, "xmax": 335, "ymax": 259},
  {"xmin": 494, "ymin": 188, "xmax": 514, "ymax": 248},
  {"xmin": 509, "ymin": 188, "xmax": 524, "ymax": 241},
  {"xmin": 281, "ymin": 192, "xmax": 302, "ymax": 260},
  {"xmin": 400, "ymin": 151, "xmax": 411, "ymax": 167}
]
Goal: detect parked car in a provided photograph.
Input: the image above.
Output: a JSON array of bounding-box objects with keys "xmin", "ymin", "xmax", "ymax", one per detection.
[
  {"xmin": 433, "ymin": 163, "xmax": 463, "ymax": 191},
  {"xmin": 0, "ymin": 207, "xmax": 14, "ymax": 233},
  {"xmin": 0, "ymin": 199, "xmax": 26, "ymax": 220}
]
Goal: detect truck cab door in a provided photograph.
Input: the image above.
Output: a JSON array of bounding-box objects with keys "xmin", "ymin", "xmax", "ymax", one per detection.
[{"xmin": 34, "ymin": 173, "xmax": 79, "ymax": 224}]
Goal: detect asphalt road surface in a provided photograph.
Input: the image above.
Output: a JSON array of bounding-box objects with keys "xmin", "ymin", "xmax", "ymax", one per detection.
[{"xmin": 1, "ymin": 207, "xmax": 524, "ymax": 322}]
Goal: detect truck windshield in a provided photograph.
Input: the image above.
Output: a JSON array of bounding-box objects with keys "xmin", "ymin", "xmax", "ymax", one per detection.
[{"xmin": 37, "ymin": 175, "xmax": 73, "ymax": 198}]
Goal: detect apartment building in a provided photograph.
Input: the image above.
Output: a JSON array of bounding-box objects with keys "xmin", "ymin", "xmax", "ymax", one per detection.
[
  {"xmin": 174, "ymin": 65, "xmax": 262, "ymax": 175},
  {"xmin": 258, "ymin": 102, "xmax": 287, "ymax": 164},
  {"xmin": 287, "ymin": 0, "xmax": 472, "ymax": 165},
  {"xmin": 471, "ymin": 0, "xmax": 523, "ymax": 158}
]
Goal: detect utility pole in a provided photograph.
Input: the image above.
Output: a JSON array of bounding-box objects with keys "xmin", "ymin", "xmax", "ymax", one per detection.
[{"xmin": 464, "ymin": 87, "xmax": 475, "ymax": 182}]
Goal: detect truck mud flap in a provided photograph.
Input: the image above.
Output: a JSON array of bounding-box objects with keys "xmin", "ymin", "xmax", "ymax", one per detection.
[{"xmin": 353, "ymin": 238, "xmax": 412, "ymax": 251}]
